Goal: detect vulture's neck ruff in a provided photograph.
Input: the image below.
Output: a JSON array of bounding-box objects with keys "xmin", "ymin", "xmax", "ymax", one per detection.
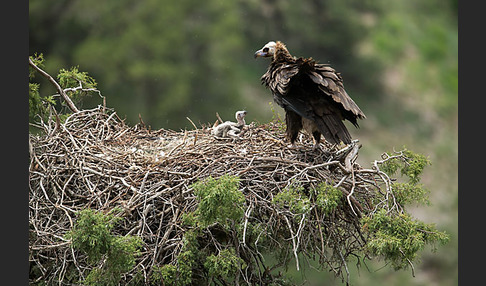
[{"xmin": 272, "ymin": 41, "xmax": 295, "ymax": 63}]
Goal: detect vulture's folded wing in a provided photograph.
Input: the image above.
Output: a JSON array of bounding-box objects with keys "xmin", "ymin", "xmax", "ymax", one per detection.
[{"xmin": 309, "ymin": 64, "xmax": 366, "ymax": 122}]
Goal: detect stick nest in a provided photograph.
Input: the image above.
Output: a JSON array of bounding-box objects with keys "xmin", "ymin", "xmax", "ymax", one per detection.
[{"xmin": 29, "ymin": 107, "xmax": 395, "ymax": 284}]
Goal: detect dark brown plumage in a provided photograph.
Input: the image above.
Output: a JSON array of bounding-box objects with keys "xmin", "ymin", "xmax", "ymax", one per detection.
[{"xmin": 254, "ymin": 41, "xmax": 366, "ymax": 147}]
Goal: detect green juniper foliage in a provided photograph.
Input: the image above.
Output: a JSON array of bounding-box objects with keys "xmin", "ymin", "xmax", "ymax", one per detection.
[
  {"xmin": 273, "ymin": 184, "xmax": 310, "ymax": 214},
  {"xmin": 204, "ymin": 248, "xmax": 247, "ymax": 281},
  {"xmin": 361, "ymin": 209, "xmax": 449, "ymax": 270},
  {"xmin": 312, "ymin": 183, "xmax": 342, "ymax": 214},
  {"xmin": 65, "ymin": 208, "xmax": 122, "ymax": 264},
  {"xmin": 392, "ymin": 182, "xmax": 430, "ymax": 206},
  {"xmin": 379, "ymin": 148, "xmax": 432, "ymax": 206},
  {"xmin": 65, "ymin": 208, "xmax": 142, "ymax": 286},
  {"xmin": 191, "ymin": 174, "xmax": 245, "ymax": 227},
  {"xmin": 151, "ymin": 175, "xmax": 247, "ymax": 285},
  {"xmin": 400, "ymin": 150, "xmax": 431, "ymax": 184},
  {"xmin": 362, "ymin": 148, "xmax": 448, "ymax": 271},
  {"xmin": 381, "ymin": 148, "xmax": 431, "ymax": 184},
  {"xmin": 150, "ymin": 238, "xmax": 195, "ymax": 286},
  {"xmin": 150, "ymin": 264, "xmax": 179, "ymax": 285},
  {"xmin": 57, "ymin": 65, "xmax": 98, "ymax": 105}
]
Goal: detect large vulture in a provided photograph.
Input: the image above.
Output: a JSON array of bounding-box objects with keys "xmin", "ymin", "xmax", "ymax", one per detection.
[{"xmin": 254, "ymin": 41, "xmax": 366, "ymax": 148}]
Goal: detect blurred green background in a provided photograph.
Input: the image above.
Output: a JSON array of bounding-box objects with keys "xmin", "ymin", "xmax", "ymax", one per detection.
[{"xmin": 29, "ymin": 0, "xmax": 457, "ymax": 285}]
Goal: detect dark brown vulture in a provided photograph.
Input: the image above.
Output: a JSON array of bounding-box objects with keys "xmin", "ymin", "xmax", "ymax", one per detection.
[{"xmin": 254, "ymin": 41, "xmax": 366, "ymax": 148}]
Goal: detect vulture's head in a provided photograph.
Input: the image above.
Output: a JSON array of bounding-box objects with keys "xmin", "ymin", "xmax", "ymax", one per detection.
[{"xmin": 254, "ymin": 41, "xmax": 277, "ymax": 58}]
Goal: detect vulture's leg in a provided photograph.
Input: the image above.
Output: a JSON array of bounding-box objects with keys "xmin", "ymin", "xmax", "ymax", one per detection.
[
  {"xmin": 312, "ymin": 131, "xmax": 321, "ymax": 151},
  {"xmin": 285, "ymin": 110, "xmax": 302, "ymax": 148}
]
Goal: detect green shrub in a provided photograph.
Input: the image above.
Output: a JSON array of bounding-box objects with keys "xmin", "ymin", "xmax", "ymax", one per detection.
[
  {"xmin": 392, "ymin": 182, "xmax": 430, "ymax": 206},
  {"xmin": 273, "ymin": 184, "xmax": 310, "ymax": 214},
  {"xmin": 312, "ymin": 183, "xmax": 342, "ymax": 214},
  {"xmin": 191, "ymin": 174, "xmax": 245, "ymax": 227},
  {"xmin": 66, "ymin": 208, "xmax": 122, "ymax": 263},
  {"xmin": 362, "ymin": 209, "xmax": 448, "ymax": 270},
  {"xmin": 204, "ymin": 248, "xmax": 246, "ymax": 280},
  {"xmin": 57, "ymin": 65, "xmax": 98, "ymax": 104},
  {"xmin": 381, "ymin": 148, "xmax": 431, "ymax": 184},
  {"xmin": 65, "ymin": 208, "xmax": 142, "ymax": 286}
]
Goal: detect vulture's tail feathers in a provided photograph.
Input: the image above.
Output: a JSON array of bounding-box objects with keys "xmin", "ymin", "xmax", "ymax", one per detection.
[{"xmin": 314, "ymin": 114, "xmax": 352, "ymax": 145}]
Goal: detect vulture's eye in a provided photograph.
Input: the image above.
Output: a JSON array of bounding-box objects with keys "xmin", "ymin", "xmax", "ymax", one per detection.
[{"xmin": 263, "ymin": 47, "xmax": 269, "ymax": 53}]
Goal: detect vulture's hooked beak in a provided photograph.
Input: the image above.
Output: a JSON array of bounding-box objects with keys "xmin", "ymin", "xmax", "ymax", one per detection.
[{"xmin": 254, "ymin": 49, "xmax": 268, "ymax": 58}]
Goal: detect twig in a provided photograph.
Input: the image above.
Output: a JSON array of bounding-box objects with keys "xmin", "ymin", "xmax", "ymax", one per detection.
[
  {"xmin": 242, "ymin": 202, "xmax": 253, "ymax": 247},
  {"xmin": 346, "ymin": 169, "xmax": 358, "ymax": 217},
  {"xmin": 186, "ymin": 117, "xmax": 198, "ymax": 145},
  {"xmin": 284, "ymin": 216, "xmax": 300, "ymax": 271}
]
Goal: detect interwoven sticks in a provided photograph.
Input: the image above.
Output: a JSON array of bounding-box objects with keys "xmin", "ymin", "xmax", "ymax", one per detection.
[{"xmin": 29, "ymin": 106, "xmax": 393, "ymax": 284}]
